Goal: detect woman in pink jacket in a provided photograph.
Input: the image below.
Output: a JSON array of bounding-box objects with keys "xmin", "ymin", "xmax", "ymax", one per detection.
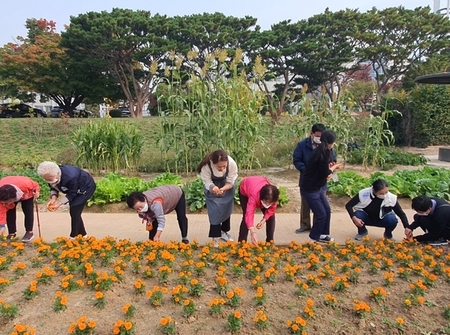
[
  {"xmin": 0, "ymin": 176, "xmax": 40, "ymax": 242},
  {"xmin": 238, "ymin": 176, "xmax": 279, "ymax": 244}
]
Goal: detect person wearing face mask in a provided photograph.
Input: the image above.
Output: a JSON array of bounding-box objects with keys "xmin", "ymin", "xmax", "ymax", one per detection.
[
  {"xmin": 237, "ymin": 176, "xmax": 280, "ymax": 244},
  {"xmin": 301, "ymin": 130, "xmax": 342, "ymax": 243},
  {"xmin": 37, "ymin": 161, "xmax": 96, "ymax": 239},
  {"xmin": 126, "ymin": 186, "xmax": 189, "ymax": 243},
  {"xmin": 293, "ymin": 123, "xmax": 337, "ymax": 234},
  {"xmin": 197, "ymin": 149, "xmax": 238, "ymax": 247},
  {"xmin": 404, "ymin": 195, "xmax": 450, "ymax": 246},
  {"xmin": 0, "ymin": 176, "xmax": 40, "ymax": 241},
  {"xmin": 345, "ymin": 179, "xmax": 408, "ymax": 241}
]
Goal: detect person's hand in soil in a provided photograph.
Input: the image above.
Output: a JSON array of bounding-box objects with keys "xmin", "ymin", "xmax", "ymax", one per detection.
[
  {"xmin": 404, "ymin": 227, "xmax": 413, "ymax": 239},
  {"xmin": 153, "ymin": 230, "xmax": 162, "ymax": 242}
]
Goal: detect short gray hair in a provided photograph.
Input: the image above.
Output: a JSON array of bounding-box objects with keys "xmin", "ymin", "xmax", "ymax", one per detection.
[{"xmin": 37, "ymin": 161, "xmax": 61, "ymax": 177}]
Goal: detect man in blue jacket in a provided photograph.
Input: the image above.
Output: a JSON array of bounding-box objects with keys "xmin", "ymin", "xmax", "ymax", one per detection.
[{"xmin": 293, "ymin": 123, "xmax": 326, "ymax": 233}]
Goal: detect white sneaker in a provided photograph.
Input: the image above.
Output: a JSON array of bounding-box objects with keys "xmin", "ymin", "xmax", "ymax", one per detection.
[
  {"xmin": 212, "ymin": 238, "xmax": 219, "ymax": 248},
  {"xmin": 220, "ymin": 232, "xmax": 234, "ymax": 242}
]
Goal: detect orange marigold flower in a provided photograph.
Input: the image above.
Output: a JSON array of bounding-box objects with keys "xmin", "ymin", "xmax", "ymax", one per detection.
[{"xmin": 125, "ymin": 321, "xmax": 133, "ymax": 330}]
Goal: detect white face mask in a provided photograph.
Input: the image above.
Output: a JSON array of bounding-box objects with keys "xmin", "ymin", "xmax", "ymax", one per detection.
[
  {"xmin": 140, "ymin": 203, "xmax": 149, "ymax": 213},
  {"xmin": 313, "ymin": 137, "xmax": 321, "ymax": 144},
  {"xmin": 261, "ymin": 201, "xmax": 272, "ymax": 209},
  {"xmin": 376, "ymin": 194, "xmax": 386, "ymax": 200}
]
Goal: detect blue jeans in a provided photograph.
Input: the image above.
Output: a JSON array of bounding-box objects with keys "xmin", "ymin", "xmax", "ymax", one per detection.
[
  {"xmin": 354, "ymin": 211, "xmax": 398, "ymax": 238},
  {"xmin": 301, "ymin": 190, "xmax": 331, "ymax": 241}
]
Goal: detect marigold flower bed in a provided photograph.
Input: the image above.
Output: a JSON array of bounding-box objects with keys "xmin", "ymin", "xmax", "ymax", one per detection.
[{"xmin": 0, "ymin": 236, "xmax": 449, "ymax": 334}]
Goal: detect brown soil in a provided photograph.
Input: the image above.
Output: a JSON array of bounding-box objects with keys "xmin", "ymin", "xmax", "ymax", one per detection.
[{"xmin": 1, "ymin": 237, "xmax": 449, "ymax": 335}]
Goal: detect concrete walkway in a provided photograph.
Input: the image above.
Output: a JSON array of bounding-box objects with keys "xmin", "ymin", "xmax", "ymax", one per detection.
[{"xmin": 14, "ymin": 209, "xmax": 418, "ymax": 245}]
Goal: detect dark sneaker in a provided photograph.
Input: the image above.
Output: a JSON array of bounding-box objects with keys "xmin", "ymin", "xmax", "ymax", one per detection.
[
  {"xmin": 383, "ymin": 233, "xmax": 396, "ymax": 242},
  {"xmin": 7, "ymin": 233, "xmax": 17, "ymax": 240},
  {"xmin": 295, "ymin": 227, "xmax": 311, "ymax": 234},
  {"xmin": 182, "ymin": 238, "xmax": 189, "ymax": 244},
  {"xmin": 426, "ymin": 239, "xmax": 448, "ymax": 246},
  {"xmin": 21, "ymin": 232, "xmax": 35, "ymax": 243},
  {"xmin": 355, "ymin": 230, "xmax": 368, "ymax": 241},
  {"xmin": 318, "ymin": 236, "xmax": 335, "ymax": 243}
]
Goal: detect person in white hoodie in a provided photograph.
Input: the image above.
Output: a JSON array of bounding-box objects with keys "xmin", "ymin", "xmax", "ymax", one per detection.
[{"xmin": 345, "ymin": 179, "xmax": 408, "ymax": 241}]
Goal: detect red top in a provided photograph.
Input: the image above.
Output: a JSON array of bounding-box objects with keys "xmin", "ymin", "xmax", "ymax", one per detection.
[
  {"xmin": 239, "ymin": 176, "xmax": 277, "ymax": 228},
  {"xmin": 0, "ymin": 176, "xmax": 40, "ymax": 224}
]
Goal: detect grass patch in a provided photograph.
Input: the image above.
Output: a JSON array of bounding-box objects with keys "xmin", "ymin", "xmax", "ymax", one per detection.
[{"xmin": 0, "ymin": 117, "xmax": 295, "ymax": 173}]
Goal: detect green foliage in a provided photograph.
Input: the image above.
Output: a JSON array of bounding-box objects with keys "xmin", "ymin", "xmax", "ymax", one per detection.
[
  {"xmin": 88, "ymin": 172, "xmax": 182, "ymax": 206},
  {"xmin": 409, "ymin": 85, "xmax": 450, "ymax": 147},
  {"xmin": 328, "ymin": 167, "xmax": 450, "ymax": 200},
  {"xmin": 277, "ymin": 187, "xmax": 290, "ymax": 207},
  {"xmin": 356, "ymin": 108, "xmax": 398, "ymax": 169},
  {"xmin": 0, "ymin": 301, "xmax": 19, "ymax": 318},
  {"xmin": 347, "ymin": 147, "xmax": 427, "ymax": 170},
  {"xmin": 184, "ymin": 176, "xmax": 206, "ymax": 212},
  {"xmin": 327, "ymin": 171, "xmax": 369, "ymax": 197},
  {"xmin": 356, "ymin": 6, "xmax": 450, "ymax": 101},
  {"xmin": 72, "ymin": 120, "xmax": 144, "ymax": 174},
  {"xmin": 157, "ymin": 50, "xmax": 266, "ymax": 173}
]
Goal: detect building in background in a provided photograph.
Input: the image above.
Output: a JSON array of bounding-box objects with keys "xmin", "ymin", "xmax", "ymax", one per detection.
[{"xmin": 434, "ymin": 0, "xmax": 450, "ymax": 16}]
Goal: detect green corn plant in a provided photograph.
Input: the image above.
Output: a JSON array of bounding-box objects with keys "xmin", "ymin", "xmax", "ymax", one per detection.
[
  {"xmin": 72, "ymin": 120, "xmax": 144, "ymax": 174},
  {"xmin": 156, "ymin": 49, "xmax": 266, "ymax": 174}
]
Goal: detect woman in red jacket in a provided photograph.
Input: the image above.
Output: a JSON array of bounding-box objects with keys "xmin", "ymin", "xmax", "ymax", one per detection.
[
  {"xmin": 0, "ymin": 176, "xmax": 40, "ymax": 242},
  {"xmin": 238, "ymin": 176, "xmax": 280, "ymax": 244}
]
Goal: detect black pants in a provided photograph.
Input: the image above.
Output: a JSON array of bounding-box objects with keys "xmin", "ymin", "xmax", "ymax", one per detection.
[
  {"xmin": 149, "ymin": 191, "xmax": 189, "ymax": 240},
  {"xmin": 238, "ymin": 190, "xmax": 275, "ymax": 243},
  {"xmin": 7, "ymin": 198, "xmax": 34, "ymax": 234},
  {"xmin": 209, "ymin": 217, "xmax": 230, "ymax": 238},
  {"xmin": 69, "ymin": 202, "xmax": 87, "ymax": 238}
]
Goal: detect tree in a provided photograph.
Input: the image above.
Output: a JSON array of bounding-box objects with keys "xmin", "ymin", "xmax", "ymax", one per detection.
[
  {"xmin": 342, "ymin": 63, "xmax": 375, "ymax": 111},
  {"xmin": 169, "ymin": 12, "xmax": 258, "ymax": 81},
  {"xmin": 294, "ymin": 9, "xmax": 362, "ymax": 101},
  {"xmin": 355, "ymin": 6, "xmax": 450, "ymax": 102},
  {"xmin": 246, "ymin": 20, "xmax": 306, "ymax": 118},
  {"xmin": 0, "ymin": 19, "xmax": 113, "ymax": 115},
  {"xmin": 248, "ymin": 9, "xmax": 361, "ymax": 118},
  {"xmin": 61, "ymin": 8, "xmax": 181, "ymax": 117}
]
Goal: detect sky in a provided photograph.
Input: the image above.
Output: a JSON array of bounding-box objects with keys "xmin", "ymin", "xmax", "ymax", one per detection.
[{"xmin": 0, "ymin": 0, "xmax": 435, "ymax": 46}]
